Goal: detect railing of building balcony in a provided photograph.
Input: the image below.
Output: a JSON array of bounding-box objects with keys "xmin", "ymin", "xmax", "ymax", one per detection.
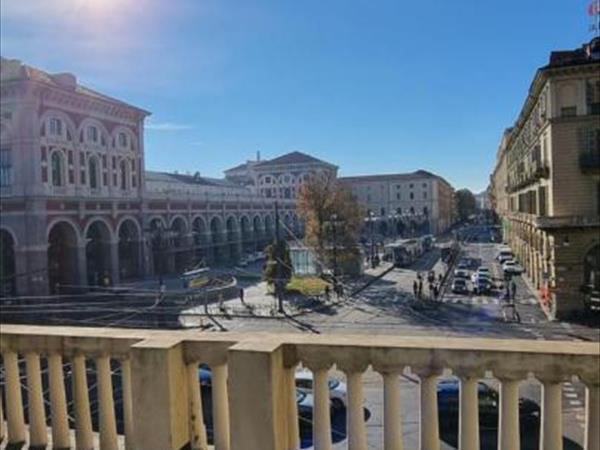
[{"xmin": 0, "ymin": 325, "xmax": 598, "ymax": 450}]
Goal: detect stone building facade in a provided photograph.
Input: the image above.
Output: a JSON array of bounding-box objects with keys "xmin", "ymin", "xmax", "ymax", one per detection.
[
  {"xmin": 339, "ymin": 171, "xmax": 455, "ymax": 236},
  {"xmin": 0, "ymin": 58, "xmax": 299, "ymax": 297},
  {"xmin": 225, "ymin": 151, "xmax": 338, "ymax": 200},
  {"xmin": 489, "ymin": 38, "xmax": 600, "ymax": 318}
]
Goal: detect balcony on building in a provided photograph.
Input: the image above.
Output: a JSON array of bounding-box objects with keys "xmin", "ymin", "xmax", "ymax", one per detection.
[{"xmin": 0, "ymin": 325, "xmax": 598, "ymax": 450}]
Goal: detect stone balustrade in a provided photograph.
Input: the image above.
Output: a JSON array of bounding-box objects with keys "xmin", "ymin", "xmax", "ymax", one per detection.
[{"xmin": 0, "ymin": 325, "xmax": 599, "ymax": 450}]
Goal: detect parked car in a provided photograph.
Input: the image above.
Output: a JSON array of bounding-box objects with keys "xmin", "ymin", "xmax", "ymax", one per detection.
[
  {"xmin": 295, "ymin": 369, "xmax": 347, "ymax": 409},
  {"xmin": 497, "ymin": 249, "xmax": 514, "ymax": 263},
  {"xmin": 451, "ymin": 278, "xmax": 469, "ymax": 294},
  {"xmin": 454, "ymin": 268, "xmax": 469, "ymax": 279},
  {"xmin": 503, "ymin": 260, "xmax": 524, "ymax": 275},
  {"xmin": 437, "ymin": 379, "xmax": 539, "ymax": 428},
  {"xmin": 472, "ymin": 275, "xmax": 492, "ymax": 294},
  {"xmin": 456, "ymin": 262, "xmax": 470, "ymax": 271}
]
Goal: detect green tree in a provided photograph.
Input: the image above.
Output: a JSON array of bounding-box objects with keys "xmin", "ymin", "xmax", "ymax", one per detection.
[{"xmin": 455, "ymin": 189, "xmax": 477, "ymax": 221}]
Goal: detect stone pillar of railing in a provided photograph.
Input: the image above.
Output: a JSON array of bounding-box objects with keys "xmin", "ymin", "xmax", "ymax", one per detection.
[
  {"xmin": 284, "ymin": 364, "xmax": 300, "ymax": 450},
  {"xmin": 121, "ymin": 358, "xmax": 136, "ymax": 450},
  {"xmin": 454, "ymin": 368, "xmax": 484, "ymax": 450},
  {"xmin": 130, "ymin": 338, "xmax": 190, "ymax": 450},
  {"xmin": 25, "ymin": 352, "xmax": 48, "ymax": 449},
  {"xmin": 413, "ymin": 368, "xmax": 441, "ymax": 450},
  {"xmin": 187, "ymin": 362, "xmax": 208, "ymax": 450},
  {"xmin": 304, "ymin": 360, "xmax": 333, "ymax": 450},
  {"xmin": 538, "ymin": 372, "xmax": 566, "ymax": 450},
  {"xmin": 228, "ymin": 340, "xmax": 288, "ymax": 450},
  {"xmin": 48, "ymin": 353, "xmax": 71, "ymax": 450},
  {"xmin": 582, "ymin": 372, "xmax": 600, "ymax": 450},
  {"xmin": 0, "ymin": 387, "xmax": 4, "ymax": 443},
  {"xmin": 212, "ymin": 362, "xmax": 231, "ymax": 450},
  {"xmin": 4, "ymin": 351, "xmax": 26, "ymax": 446},
  {"xmin": 73, "ymin": 353, "xmax": 94, "ymax": 450},
  {"xmin": 97, "ymin": 354, "xmax": 119, "ymax": 450},
  {"xmin": 372, "ymin": 362, "xmax": 404, "ymax": 450},
  {"xmin": 497, "ymin": 372, "xmax": 524, "ymax": 450},
  {"xmin": 338, "ymin": 360, "xmax": 369, "ymax": 450}
]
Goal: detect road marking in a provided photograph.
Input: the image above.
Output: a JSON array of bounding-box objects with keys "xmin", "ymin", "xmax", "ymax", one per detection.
[
  {"xmin": 569, "ymin": 400, "xmax": 583, "ymax": 407},
  {"xmin": 564, "ymin": 392, "xmax": 578, "ymax": 398}
]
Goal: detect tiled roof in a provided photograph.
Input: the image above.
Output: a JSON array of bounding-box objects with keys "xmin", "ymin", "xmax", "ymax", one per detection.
[
  {"xmin": 339, "ymin": 170, "xmax": 453, "ymax": 189},
  {"xmin": 254, "ymin": 151, "xmax": 332, "ymax": 168}
]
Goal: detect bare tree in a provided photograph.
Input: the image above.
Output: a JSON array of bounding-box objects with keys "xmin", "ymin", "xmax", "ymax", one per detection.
[{"xmin": 297, "ymin": 172, "xmax": 363, "ymax": 272}]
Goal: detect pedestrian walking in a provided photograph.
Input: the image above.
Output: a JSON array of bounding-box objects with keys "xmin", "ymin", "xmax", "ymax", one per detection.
[
  {"xmin": 510, "ymin": 280, "xmax": 517, "ymax": 300},
  {"xmin": 433, "ymin": 284, "xmax": 439, "ymax": 300},
  {"xmin": 239, "ymin": 288, "xmax": 245, "ymax": 304},
  {"xmin": 413, "ymin": 280, "xmax": 418, "ymax": 298},
  {"xmin": 418, "ymin": 279, "xmax": 423, "ymax": 299},
  {"xmin": 325, "ymin": 285, "xmax": 331, "ymax": 301}
]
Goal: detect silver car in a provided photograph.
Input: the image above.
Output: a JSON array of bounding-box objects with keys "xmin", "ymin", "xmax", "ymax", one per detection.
[{"xmin": 295, "ymin": 370, "xmax": 347, "ymax": 409}]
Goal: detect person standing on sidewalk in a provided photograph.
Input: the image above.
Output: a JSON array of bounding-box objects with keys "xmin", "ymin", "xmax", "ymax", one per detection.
[
  {"xmin": 510, "ymin": 280, "xmax": 517, "ymax": 301},
  {"xmin": 418, "ymin": 279, "xmax": 423, "ymax": 299},
  {"xmin": 413, "ymin": 280, "xmax": 418, "ymax": 298}
]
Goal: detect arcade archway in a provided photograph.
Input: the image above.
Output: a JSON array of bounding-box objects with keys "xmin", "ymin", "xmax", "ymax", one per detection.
[
  {"xmin": 85, "ymin": 220, "xmax": 113, "ymax": 286},
  {"xmin": 118, "ymin": 219, "xmax": 141, "ymax": 280},
  {"xmin": 48, "ymin": 221, "xmax": 80, "ymax": 293}
]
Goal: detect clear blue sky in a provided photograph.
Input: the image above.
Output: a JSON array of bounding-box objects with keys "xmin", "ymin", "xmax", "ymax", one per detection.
[{"xmin": 1, "ymin": 0, "xmax": 595, "ymax": 192}]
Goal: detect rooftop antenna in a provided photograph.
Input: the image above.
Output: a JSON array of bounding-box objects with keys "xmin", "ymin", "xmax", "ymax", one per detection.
[{"xmin": 589, "ymin": 0, "xmax": 600, "ymax": 37}]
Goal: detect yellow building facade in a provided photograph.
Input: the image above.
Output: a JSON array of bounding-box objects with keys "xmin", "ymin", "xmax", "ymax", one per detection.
[{"xmin": 490, "ymin": 38, "xmax": 600, "ymax": 319}]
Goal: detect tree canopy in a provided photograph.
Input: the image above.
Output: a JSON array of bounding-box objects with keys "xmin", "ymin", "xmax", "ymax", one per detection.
[{"xmin": 455, "ymin": 189, "xmax": 477, "ymax": 221}]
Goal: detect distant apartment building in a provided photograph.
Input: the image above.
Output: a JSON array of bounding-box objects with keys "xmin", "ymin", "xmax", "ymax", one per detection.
[
  {"xmin": 490, "ymin": 38, "xmax": 600, "ymax": 318},
  {"xmin": 339, "ymin": 171, "xmax": 455, "ymax": 235}
]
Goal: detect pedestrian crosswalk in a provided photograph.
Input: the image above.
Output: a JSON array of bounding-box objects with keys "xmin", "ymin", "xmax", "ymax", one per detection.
[{"xmin": 444, "ymin": 296, "xmax": 538, "ymax": 306}]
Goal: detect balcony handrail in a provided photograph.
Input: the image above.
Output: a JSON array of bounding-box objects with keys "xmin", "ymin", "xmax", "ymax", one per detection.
[{"xmin": 0, "ymin": 324, "xmax": 599, "ymax": 450}]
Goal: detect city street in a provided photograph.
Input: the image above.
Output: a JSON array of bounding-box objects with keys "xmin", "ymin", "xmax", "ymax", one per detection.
[{"xmin": 212, "ymin": 226, "xmax": 599, "ymax": 450}]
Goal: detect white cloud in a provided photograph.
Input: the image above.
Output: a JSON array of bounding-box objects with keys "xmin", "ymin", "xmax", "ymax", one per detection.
[{"xmin": 146, "ymin": 122, "xmax": 194, "ymax": 131}]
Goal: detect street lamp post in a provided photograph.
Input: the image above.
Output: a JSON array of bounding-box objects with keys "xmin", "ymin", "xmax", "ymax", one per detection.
[
  {"xmin": 330, "ymin": 213, "xmax": 340, "ymax": 278},
  {"xmin": 367, "ymin": 211, "xmax": 377, "ymax": 269}
]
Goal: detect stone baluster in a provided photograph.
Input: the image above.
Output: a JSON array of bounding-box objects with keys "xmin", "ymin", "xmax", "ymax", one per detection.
[
  {"xmin": 497, "ymin": 375, "xmax": 522, "ymax": 450},
  {"xmin": 339, "ymin": 361, "xmax": 369, "ymax": 450},
  {"xmin": 4, "ymin": 351, "xmax": 26, "ymax": 446},
  {"xmin": 539, "ymin": 374, "xmax": 565, "ymax": 450},
  {"xmin": 48, "ymin": 353, "xmax": 71, "ymax": 449},
  {"xmin": 97, "ymin": 355, "xmax": 119, "ymax": 450},
  {"xmin": 25, "ymin": 352, "xmax": 48, "ymax": 448},
  {"xmin": 187, "ymin": 362, "xmax": 208, "ymax": 450},
  {"xmin": 72, "ymin": 354, "xmax": 94, "ymax": 450},
  {"xmin": 284, "ymin": 365, "xmax": 300, "ymax": 450},
  {"xmin": 376, "ymin": 367, "xmax": 404, "ymax": 450},
  {"xmin": 212, "ymin": 363, "xmax": 230, "ymax": 450},
  {"xmin": 305, "ymin": 361, "xmax": 333, "ymax": 450},
  {"xmin": 582, "ymin": 374, "xmax": 600, "ymax": 450},
  {"xmin": 454, "ymin": 368, "xmax": 483, "ymax": 450},
  {"xmin": 121, "ymin": 358, "xmax": 136, "ymax": 450},
  {"xmin": 415, "ymin": 368, "xmax": 441, "ymax": 450}
]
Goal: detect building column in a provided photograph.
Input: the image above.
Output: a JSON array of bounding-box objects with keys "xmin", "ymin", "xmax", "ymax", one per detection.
[
  {"xmin": 109, "ymin": 239, "xmax": 120, "ymax": 285},
  {"xmin": 77, "ymin": 243, "xmax": 88, "ymax": 291}
]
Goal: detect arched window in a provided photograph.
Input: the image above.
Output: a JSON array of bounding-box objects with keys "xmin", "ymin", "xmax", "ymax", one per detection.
[
  {"xmin": 51, "ymin": 152, "xmax": 63, "ymax": 186},
  {"xmin": 89, "ymin": 157, "xmax": 99, "ymax": 189},
  {"xmin": 87, "ymin": 126, "xmax": 98, "ymax": 143},
  {"xmin": 120, "ymin": 159, "xmax": 128, "ymax": 190},
  {"xmin": 49, "ymin": 118, "xmax": 63, "ymax": 136},
  {"xmin": 118, "ymin": 132, "xmax": 128, "ymax": 148}
]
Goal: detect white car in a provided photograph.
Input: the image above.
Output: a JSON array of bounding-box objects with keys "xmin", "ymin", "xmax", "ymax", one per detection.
[
  {"xmin": 503, "ymin": 260, "xmax": 524, "ymax": 275},
  {"xmin": 295, "ymin": 370, "xmax": 347, "ymax": 409},
  {"xmin": 497, "ymin": 250, "xmax": 514, "ymax": 263}
]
